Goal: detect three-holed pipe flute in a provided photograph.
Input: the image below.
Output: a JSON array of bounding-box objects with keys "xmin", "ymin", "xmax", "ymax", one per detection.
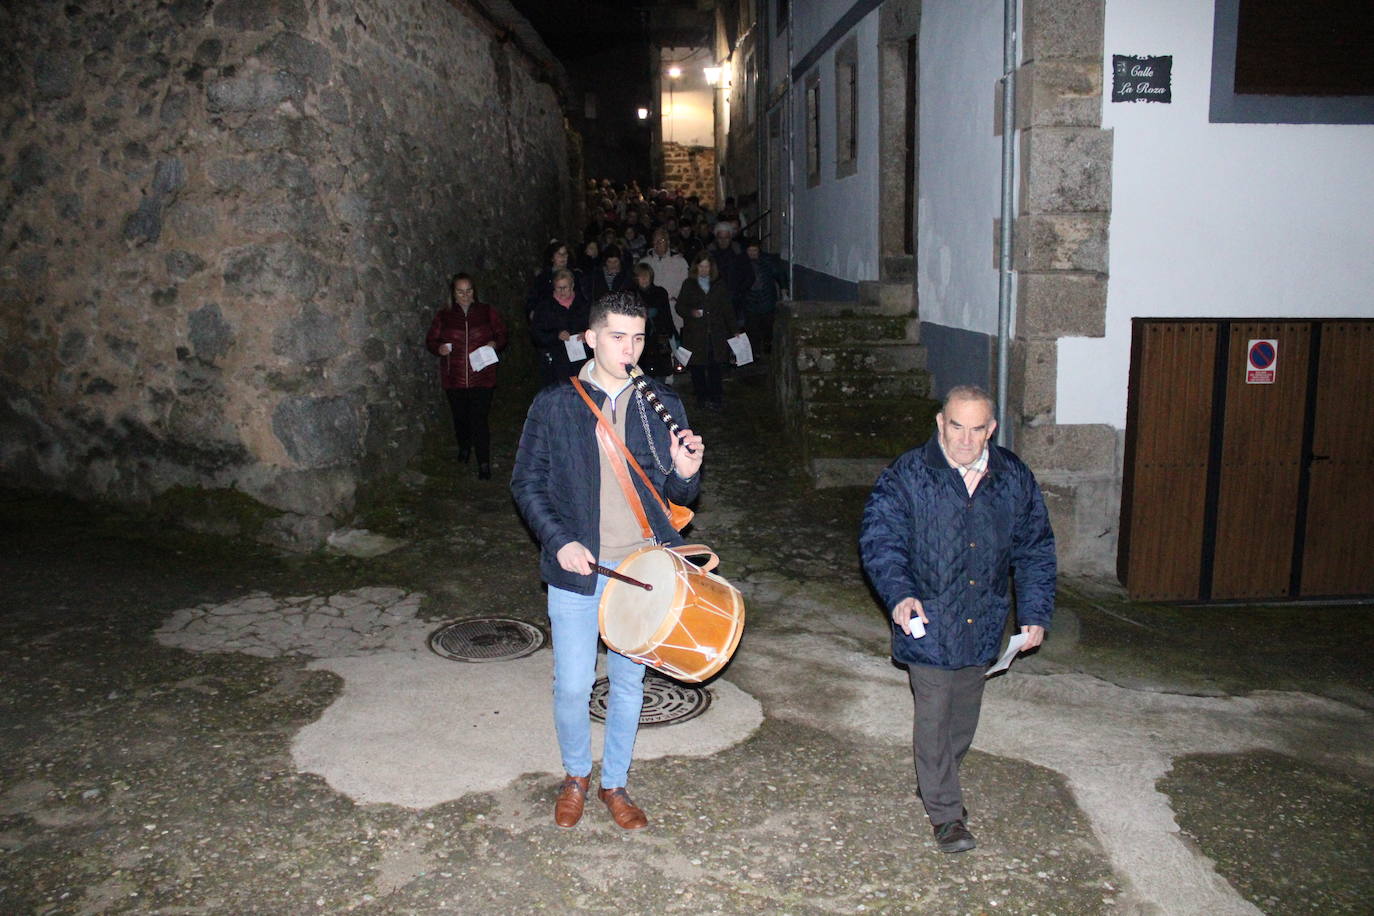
[{"xmin": 625, "ymin": 363, "xmax": 697, "ymax": 455}]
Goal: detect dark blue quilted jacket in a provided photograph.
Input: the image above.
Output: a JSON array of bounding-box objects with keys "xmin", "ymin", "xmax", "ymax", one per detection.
[
  {"xmin": 859, "ymin": 436, "xmax": 1056, "ymax": 669},
  {"xmin": 510, "ymin": 377, "xmax": 700, "ymax": 595}
]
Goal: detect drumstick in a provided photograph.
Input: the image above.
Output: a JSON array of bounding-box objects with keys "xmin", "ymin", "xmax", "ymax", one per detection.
[
  {"xmin": 594, "ymin": 564, "xmax": 653, "ymax": 591},
  {"xmin": 625, "ymin": 364, "xmax": 697, "ymax": 455}
]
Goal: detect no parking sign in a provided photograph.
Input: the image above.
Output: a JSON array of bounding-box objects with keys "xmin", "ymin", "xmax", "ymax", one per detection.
[
  {"xmin": 1246, "ymin": 339, "xmax": 1277, "ymax": 384},
  {"xmin": 1247, "ymin": 340, "xmax": 1275, "ymax": 384}
]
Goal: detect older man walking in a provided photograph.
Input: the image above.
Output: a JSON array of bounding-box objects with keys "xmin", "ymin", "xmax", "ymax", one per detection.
[{"xmin": 859, "ymin": 385, "xmax": 1056, "ymax": 853}]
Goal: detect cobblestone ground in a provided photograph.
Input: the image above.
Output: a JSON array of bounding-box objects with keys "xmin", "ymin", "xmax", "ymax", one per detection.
[{"xmin": 2, "ymin": 360, "xmax": 1372, "ymax": 915}]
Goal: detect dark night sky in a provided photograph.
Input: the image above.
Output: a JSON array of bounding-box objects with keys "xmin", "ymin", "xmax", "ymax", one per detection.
[
  {"xmin": 508, "ymin": 1, "xmax": 683, "ymax": 182},
  {"xmin": 508, "ymin": 1, "xmax": 658, "ymax": 59}
]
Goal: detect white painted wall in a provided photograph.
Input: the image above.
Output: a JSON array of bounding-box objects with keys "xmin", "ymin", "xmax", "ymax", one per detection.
[
  {"xmin": 661, "ymin": 47, "xmax": 714, "ymax": 148},
  {"xmin": 915, "ymin": 0, "xmax": 1005, "ymax": 333},
  {"xmin": 789, "ymin": 8, "xmax": 882, "ymax": 284},
  {"xmin": 790, "ymin": 0, "xmax": 870, "ymax": 58},
  {"xmin": 1056, "ymin": 0, "xmax": 1374, "ymax": 427}
]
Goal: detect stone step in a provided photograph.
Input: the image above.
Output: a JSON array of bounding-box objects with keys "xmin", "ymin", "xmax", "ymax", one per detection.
[
  {"xmin": 881, "ymin": 255, "xmax": 915, "ymax": 283},
  {"xmin": 809, "ymin": 457, "xmax": 893, "ymax": 489},
  {"xmin": 797, "ymin": 341, "xmax": 926, "ymax": 374},
  {"xmin": 792, "ymin": 314, "xmax": 919, "ymax": 345},
  {"xmin": 799, "ymin": 369, "xmax": 931, "ymax": 402},
  {"xmin": 787, "ymin": 298, "xmax": 909, "ymax": 318},
  {"xmin": 803, "ymin": 397, "xmax": 937, "ymax": 430},
  {"xmin": 857, "ymin": 280, "xmax": 914, "ymax": 313}
]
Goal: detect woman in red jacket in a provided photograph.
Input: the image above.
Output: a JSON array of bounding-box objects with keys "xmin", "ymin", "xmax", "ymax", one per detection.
[{"xmin": 425, "ymin": 274, "xmax": 508, "ymax": 479}]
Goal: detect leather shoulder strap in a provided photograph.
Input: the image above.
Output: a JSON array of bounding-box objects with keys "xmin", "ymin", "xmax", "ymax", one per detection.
[{"xmin": 571, "ymin": 378, "xmax": 656, "ymax": 540}]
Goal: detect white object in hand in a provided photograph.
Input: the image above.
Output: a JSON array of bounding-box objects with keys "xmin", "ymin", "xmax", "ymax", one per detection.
[
  {"xmin": 564, "ymin": 334, "xmax": 587, "ymax": 361},
  {"xmin": 727, "ymin": 333, "xmax": 754, "ymax": 367},
  {"xmin": 468, "ymin": 344, "xmax": 498, "ymax": 372},
  {"xmin": 985, "ymin": 632, "xmax": 1030, "ymax": 677},
  {"xmin": 909, "ymin": 616, "xmax": 926, "ymax": 638}
]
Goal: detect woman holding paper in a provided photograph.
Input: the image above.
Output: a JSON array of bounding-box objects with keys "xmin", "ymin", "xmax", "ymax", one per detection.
[
  {"xmin": 425, "ymin": 273, "xmax": 509, "ymax": 480},
  {"xmin": 675, "ymin": 249, "xmax": 734, "ymax": 411},
  {"xmin": 531, "ymin": 268, "xmax": 592, "ymax": 387}
]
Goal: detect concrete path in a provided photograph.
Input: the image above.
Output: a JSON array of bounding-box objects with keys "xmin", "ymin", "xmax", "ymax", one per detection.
[
  {"xmin": 4, "ymin": 365, "xmax": 1372, "ymax": 914},
  {"xmin": 152, "ymin": 573, "xmax": 1373, "ymax": 915}
]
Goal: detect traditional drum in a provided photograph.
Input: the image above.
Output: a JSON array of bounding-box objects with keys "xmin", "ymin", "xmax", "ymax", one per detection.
[{"xmin": 598, "ymin": 544, "xmax": 745, "ymax": 684}]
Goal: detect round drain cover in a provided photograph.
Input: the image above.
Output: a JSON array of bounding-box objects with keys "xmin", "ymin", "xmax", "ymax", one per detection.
[
  {"xmin": 428, "ymin": 617, "xmax": 545, "ymax": 662},
  {"xmin": 590, "ymin": 671, "xmax": 711, "ymax": 727}
]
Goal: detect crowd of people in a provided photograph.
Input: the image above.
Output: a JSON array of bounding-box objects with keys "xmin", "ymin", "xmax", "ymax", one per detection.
[
  {"xmin": 425, "ymin": 179, "xmax": 791, "ymax": 478},
  {"xmin": 533, "ymin": 179, "xmax": 790, "ymax": 411},
  {"xmin": 423, "ymin": 180, "xmax": 1056, "ymax": 854}
]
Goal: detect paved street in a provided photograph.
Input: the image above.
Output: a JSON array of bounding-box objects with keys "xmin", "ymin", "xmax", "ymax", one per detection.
[{"xmin": 3, "ymin": 362, "xmax": 1372, "ymax": 915}]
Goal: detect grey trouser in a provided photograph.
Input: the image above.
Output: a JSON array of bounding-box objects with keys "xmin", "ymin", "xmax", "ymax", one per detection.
[{"xmin": 908, "ymin": 662, "xmax": 986, "ymax": 826}]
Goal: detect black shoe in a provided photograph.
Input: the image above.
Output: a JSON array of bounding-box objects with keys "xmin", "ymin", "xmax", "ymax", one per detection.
[
  {"xmin": 477, "ymin": 463, "xmax": 492, "ymax": 480},
  {"xmin": 933, "ymin": 819, "xmax": 976, "ymax": 854},
  {"xmin": 457, "ymin": 448, "xmax": 470, "ymax": 464}
]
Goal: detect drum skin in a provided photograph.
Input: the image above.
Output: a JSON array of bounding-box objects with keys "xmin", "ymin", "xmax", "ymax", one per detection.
[{"xmin": 599, "ymin": 545, "xmax": 745, "ymax": 683}]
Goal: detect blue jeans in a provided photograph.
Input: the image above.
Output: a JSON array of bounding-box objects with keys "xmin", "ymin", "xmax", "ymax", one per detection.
[{"xmin": 547, "ymin": 573, "xmax": 646, "ymax": 789}]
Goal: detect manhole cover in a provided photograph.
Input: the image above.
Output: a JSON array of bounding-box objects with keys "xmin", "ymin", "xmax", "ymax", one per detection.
[
  {"xmin": 428, "ymin": 617, "xmax": 545, "ymax": 662},
  {"xmin": 589, "ymin": 671, "xmax": 711, "ymax": 727}
]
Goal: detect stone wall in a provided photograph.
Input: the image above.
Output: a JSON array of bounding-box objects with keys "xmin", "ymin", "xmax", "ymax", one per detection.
[
  {"xmin": 0, "ymin": 0, "xmax": 570, "ymax": 548},
  {"xmin": 1009, "ymin": 0, "xmax": 1119, "ymax": 575},
  {"xmin": 661, "ymin": 142, "xmax": 716, "ymax": 207}
]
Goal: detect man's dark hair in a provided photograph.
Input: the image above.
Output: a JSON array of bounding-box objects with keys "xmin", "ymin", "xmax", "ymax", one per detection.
[
  {"xmin": 601, "ymin": 244, "xmax": 622, "ymax": 261},
  {"xmin": 589, "ymin": 291, "xmax": 647, "ymax": 329}
]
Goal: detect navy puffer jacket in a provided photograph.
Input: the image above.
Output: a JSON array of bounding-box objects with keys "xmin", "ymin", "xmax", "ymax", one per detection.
[
  {"xmin": 859, "ymin": 436, "xmax": 1056, "ymax": 669},
  {"xmin": 511, "ymin": 377, "xmax": 701, "ymax": 595}
]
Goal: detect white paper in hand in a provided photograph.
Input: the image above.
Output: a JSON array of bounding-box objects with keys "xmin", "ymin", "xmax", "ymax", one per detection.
[
  {"xmin": 468, "ymin": 345, "xmax": 498, "ymax": 372},
  {"xmin": 985, "ymin": 633, "xmax": 1030, "ymax": 677},
  {"xmin": 675, "ymin": 345, "xmax": 692, "ymax": 367},
  {"xmin": 564, "ymin": 334, "xmax": 587, "ymax": 362},
  {"xmin": 727, "ymin": 333, "xmax": 754, "ymax": 366}
]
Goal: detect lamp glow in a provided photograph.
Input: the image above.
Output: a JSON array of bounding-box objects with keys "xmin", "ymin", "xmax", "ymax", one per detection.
[
  {"xmin": 667, "ymin": 65, "xmax": 682, "ymax": 79},
  {"xmin": 636, "ymin": 107, "xmax": 650, "ymax": 120},
  {"xmin": 703, "ymin": 66, "xmax": 721, "ymax": 86}
]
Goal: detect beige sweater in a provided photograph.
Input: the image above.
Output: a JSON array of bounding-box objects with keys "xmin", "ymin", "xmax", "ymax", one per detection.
[{"xmin": 579, "ymin": 361, "xmax": 655, "ymax": 565}]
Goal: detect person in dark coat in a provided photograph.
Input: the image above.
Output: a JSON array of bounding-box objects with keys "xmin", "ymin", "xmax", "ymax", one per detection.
[
  {"xmin": 709, "ymin": 222, "xmax": 754, "ymax": 330},
  {"xmin": 631, "ymin": 263, "xmax": 674, "ymax": 380},
  {"xmin": 587, "ymin": 245, "xmax": 632, "ymax": 301},
  {"xmin": 530, "ymin": 268, "xmax": 591, "ymax": 387},
  {"xmin": 675, "ymin": 221, "xmax": 703, "ymax": 265},
  {"xmin": 577, "ymin": 238, "xmax": 604, "ymax": 292},
  {"xmin": 859, "ymin": 385, "xmax": 1056, "ymax": 854},
  {"xmin": 511, "ymin": 292, "xmax": 704, "ymax": 832},
  {"xmin": 526, "ymin": 241, "xmax": 579, "ymax": 322},
  {"xmin": 675, "ymin": 248, "xmax": 735, "ymax": 410},
  {"xmin": 425, "ymin": 273, "xmax": 509, "ymax": 479},
  {"xmin": 743, "ymin": 238, "xmax": 789, "ymax": 355}
]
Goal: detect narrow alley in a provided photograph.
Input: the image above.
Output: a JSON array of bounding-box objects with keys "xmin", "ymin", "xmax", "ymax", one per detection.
[{"xmin": 2, "ymin": 362, "xmax": 1371, "ymax": 914}]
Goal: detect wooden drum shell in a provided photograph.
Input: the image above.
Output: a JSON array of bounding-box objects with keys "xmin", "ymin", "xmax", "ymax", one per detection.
[{"xmin": 598, "ymin": 545, "xmax": 745, "ymax": 683}]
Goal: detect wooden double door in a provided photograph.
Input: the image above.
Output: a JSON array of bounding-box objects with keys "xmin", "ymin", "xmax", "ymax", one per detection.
[{"xmin": 1119, "ymin": 319, "xmax": 1374, "ymax": 601}]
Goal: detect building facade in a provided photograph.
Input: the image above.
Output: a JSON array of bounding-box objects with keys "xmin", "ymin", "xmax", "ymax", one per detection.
[{"xmin": 714, "ymin": 0, "xmax": 1374, "ymax": 588}]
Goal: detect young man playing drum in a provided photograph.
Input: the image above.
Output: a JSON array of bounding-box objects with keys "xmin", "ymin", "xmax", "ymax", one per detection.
[{"xmin": 511, "ymin": 291, "xmax": 705, "ymax": 830}]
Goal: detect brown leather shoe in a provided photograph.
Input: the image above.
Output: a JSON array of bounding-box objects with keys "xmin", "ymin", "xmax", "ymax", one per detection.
[
  {"xmin": 598, "ymin": 787, "xmax": 648, "ymax": 829},
  {"xmin": 553, "ymin": 775, "xmax": 590, "ymax": 828}
]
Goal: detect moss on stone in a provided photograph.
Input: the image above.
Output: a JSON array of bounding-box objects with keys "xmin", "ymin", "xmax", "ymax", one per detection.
[
  {"xmin": 802, "ymin": 396, "xmax": 940, "ymax": 460},
  {"xmin": 149, "ymin": 485, "xmax": 281, "ymax": 537}
]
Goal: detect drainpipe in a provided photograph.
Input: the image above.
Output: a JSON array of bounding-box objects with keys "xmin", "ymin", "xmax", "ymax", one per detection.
[
  {"xmin": 996, "ymin": 0, "xmax": 1018, "ymax": 447},
  {"xmin": 786, "ymin": 13, "xmax": 795, "ymax": 296},
  {"xmin": 757, "ymin": 5, "xmax": 768, "ymax": 236}
]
